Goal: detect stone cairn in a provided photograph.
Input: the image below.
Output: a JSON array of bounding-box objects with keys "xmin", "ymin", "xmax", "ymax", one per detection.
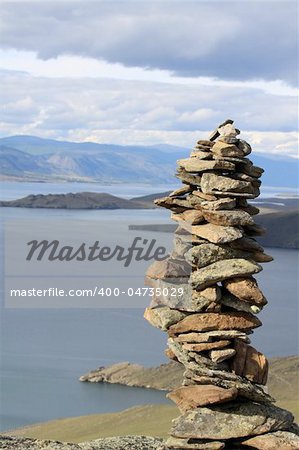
[{"xmin": 144, "ymin": 120, "xmax": 299, "ymax": 450}]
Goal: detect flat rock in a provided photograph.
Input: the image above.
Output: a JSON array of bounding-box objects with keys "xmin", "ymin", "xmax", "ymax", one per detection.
[
  {"xmin": 169, "ymin": 185, "xmax": 194, "ymax": 197},
  {"xmin": 201, "ymin": 173, "xmax": 255, "ymax": 195},
  {"xmin": 176, "ymin": 168, "xmax": 202, "ymax": 186},
  {"xmin": 223, "ymin": 277, "xmax": 267, "ymax": 306},
  {"xmin": 240, "ymin": 431, "xmax": 299, "ymax": 449},
  {"xmin": 172, "ymin": 210, "xmax": 205, "ymax": 225},
  {"xmin": 190, "ymin": 149, "xmax": 213, "ymax": 159},
  {"xmin": 200, "ymin": 198, "xmax": 236, "ymax": 210},
  {"xmin": 202, "ymin": 209, "xmax": 254, "ymax": 226},
  {"xmin": 167, "ymin": 385, "xmax": 238, "ymax": 412},
  {"xmin": 211, "ymin": 141, "xmax": 245, "ymax": 158},
  {"xmin": 149, "ymin": 280, "xmax": 221, "ymax": 313},
  {"xmin": 144, "ymin": 307, "xmax": 188, "ymax": 331},
  {"xmin": 192, "ymin": 191, "xmax": 217, "ymax": 201},
  {"xmin": 154, "ymin": 196, "xmax": 193, "ymax": 212},
  {"xmin": 182, "ymin": 340, "xmax": 231, "ymax": 352},
  {"xmin": 237, "ymin": 139, "xmax": 252, "ymax": 156},
  {"xmin": 164, "ymin": 436, "xmax": 225, "ymax": 449},
  {"xmin": 231, "ymin": 339, "xmax": 269, "ymax": 385},
  {"xmin": 174, "ymin": 330, "xmax": 250, "ymax": 344},
  {"xmin": 191, "ymin": 223, "xmax": 243, "ymax": 244},
  {"xmin": 191, "ymin": 258, "xmax": 262, "ymax": 290},
  {"xmin": 209, "ymin": 348, "xmax": 236, "ymax": 363},
  {"xmin": 146, "ymin": 258, "xmax": 191, "ymax": 280},
  {"xmin": 168, "ymin": 312, "xmax": 261, "ymax": 335},
  {"xmin": 170, "ymin": 402, "xmax": 294, "ymax": 440},
  {"xmin": 184, "ymin": 371, "xmax": 273, "ymax": 405},
  {"xmin": 229, "ymin": 237, "xmax": 264, "ymax": 252},
  {"xmin": 177, "ymin": 159, "xmax": 235, "ymax": 173},
  {"xmin": 240, "ymin": 159, "xmax": 264, "ymax": 178},
  {"xmin": 186, "ymin": 242, "xmax": 269, "ymax": 268},
  {"xmin": 220, "ymin": 292, "xmax": 262, "ymax": 314}
]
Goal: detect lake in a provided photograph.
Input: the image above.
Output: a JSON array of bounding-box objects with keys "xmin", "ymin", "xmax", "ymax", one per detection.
[{"xmin": 0, "ymin": 182, "xmax": 298, "ymax": 432}]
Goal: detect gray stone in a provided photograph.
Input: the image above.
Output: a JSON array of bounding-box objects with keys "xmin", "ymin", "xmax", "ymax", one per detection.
[
  {"xmin": 177, "ymin": 158, "xmax": 235, "ymax": 173},
  {"xmin": 0, "ymin": 435, "xmax": 163, "ymax": 450},
  {"xmin": 220, "ymin": 292, "xmax": 263, "ymax": 314},
  {"xmin": 170, "ymin": 402, "xmax": 294, "ymax": 440},
  {"xmin": 211, "ymin": 141, "xmax": 245, "ymax": 158},
  {"xmin": 144, "ymin": 307, "xmax": 189, "ymax": 331},
  {"xmin": 237, "ymin": 139, "xmax": 252, "ymax": 156},
  {"xmin": 176, "ymin": 168, "xmax": 202, "ymax": 186},
  {"xmin": 201, "ymin": 173, "xmax": 255, "ymax": 196},
  {"xmin": 241, "ymin": 159, "xmax": 264, "ymax": 178},
  {"xmin": 201, "ymin": 209, "xmax": 254, "ymax": 226},
  {"xmin": 185, "ymin": 242, "xmax": 269, "ymax": 268},
  {"xmin": 149, "ymin": 281, "xmax": 220, "ymax": 313},
  {"xmin": 191, "ymin": 258, "xmax": 262, "ymax": 290}
]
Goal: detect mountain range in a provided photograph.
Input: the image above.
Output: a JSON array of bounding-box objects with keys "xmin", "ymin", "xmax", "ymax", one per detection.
[{"xmin": 0, "ymin": 135, "xmax": 298, "ymax": 187}]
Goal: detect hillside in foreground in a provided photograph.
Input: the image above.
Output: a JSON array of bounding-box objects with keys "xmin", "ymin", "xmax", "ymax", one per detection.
[{"xmin": 4, "ymin": 356, "xmax": 298, "ymax": 443}]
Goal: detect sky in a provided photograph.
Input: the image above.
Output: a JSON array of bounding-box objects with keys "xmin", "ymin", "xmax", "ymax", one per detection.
[{"xmin": 0, "ymin": 0, "xmax": 298, "ymax": 157}]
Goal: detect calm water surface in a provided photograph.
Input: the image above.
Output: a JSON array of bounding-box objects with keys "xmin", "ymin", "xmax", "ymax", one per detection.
[{"xmin": 0, "ymin": 182, "xmax": 298, "ymax": 432}]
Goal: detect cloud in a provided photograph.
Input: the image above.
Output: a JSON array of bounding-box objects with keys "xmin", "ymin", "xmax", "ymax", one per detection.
[
  {"xmin": 0, "ymin": 1, "xmax": 297, "ymax": 84},
  {"xmin": 0, "ymin": 69, "xmax": 297, "ymax": 157}
]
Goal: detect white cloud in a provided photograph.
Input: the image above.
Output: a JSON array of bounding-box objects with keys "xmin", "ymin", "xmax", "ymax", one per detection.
[
  {"xmin": 0, "ymin": 69, "xmax": 297, "ymax": 158},
  {"xmin": 0, "ymin": 2, "xmax": 297, "ymax": 84}
]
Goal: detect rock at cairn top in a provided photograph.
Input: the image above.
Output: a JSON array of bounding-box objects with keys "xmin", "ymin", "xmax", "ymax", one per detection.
[{"xmin": 144, "ymin": 120, "xmax": 299, "ymax": 450}]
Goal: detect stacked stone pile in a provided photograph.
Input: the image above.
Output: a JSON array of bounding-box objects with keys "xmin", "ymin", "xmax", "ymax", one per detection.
[{"xmin": 144, "ymin": 120, "xmax": 299, "ymax": 450}]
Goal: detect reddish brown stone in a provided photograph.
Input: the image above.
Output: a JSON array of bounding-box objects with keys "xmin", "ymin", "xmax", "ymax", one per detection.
[
  {"xmin": 168, "ymin": 312, "xmax": 262, "ymax": 336},
  {"xmin": 223, "ymin": 277, "xmax": 267, "ymax": 306},
  {"xmin": 167, "ymin": 385, "xmax": 238, "ymax": 412},
  {"xmin": 231, "ymin": 339, "xmax": 269, "ymax": 385},
  {"xmin": 240, "ymin": 431, "xmax": 299, "ymax": 449}
]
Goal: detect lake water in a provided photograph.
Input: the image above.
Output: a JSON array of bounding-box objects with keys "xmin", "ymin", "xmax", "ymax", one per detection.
[{"xmin": 0, "ymin": 182, "xmax": 298, "ymax": 432}]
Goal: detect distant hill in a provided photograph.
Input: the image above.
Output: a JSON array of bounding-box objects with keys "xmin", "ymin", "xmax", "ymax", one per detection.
[
  {"xmin": 0, "ymin": 135, "xmax": 298, "ymax": 187},
  {"xmin": 256, "ymin": 210, "xmax": 299, "ymax": 249},
  {"xmin": 0, "ymin": 192, "xmax": 152, "ymax": 210}
]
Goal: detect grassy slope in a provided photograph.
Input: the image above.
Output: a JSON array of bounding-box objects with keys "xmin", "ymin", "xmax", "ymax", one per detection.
[{"xmin": 5, "ymin": 356, "xmax": 299, "ymax": 443}]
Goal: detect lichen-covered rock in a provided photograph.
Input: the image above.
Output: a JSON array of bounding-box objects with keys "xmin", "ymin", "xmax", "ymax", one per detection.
[
  {"xmin": 170, "ymin": 402, "xmax": 294, "ymax": 440},
  {"xmin": 201, "ymin": 209, "xmax": 254, "ymax": 227},
  {"xmin": 144, "ymin": 307, "xmax": 189, "ymax": 331},
  {"xmin": 201, "ymin": 173, "xmax": 255, "ymax": 196},
  {"xmin": 191, "ymin": 258, "xmax": 262, "ymax": 290},
  {"xmin": 0, "ymin": 435, "xmax": 163, "ymax": 450}
]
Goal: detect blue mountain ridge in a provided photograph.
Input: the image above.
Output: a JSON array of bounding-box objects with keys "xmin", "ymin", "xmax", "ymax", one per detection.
[{"xmin": 0, "ymin": 135, "xmax": 298, "ymax": 187}]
